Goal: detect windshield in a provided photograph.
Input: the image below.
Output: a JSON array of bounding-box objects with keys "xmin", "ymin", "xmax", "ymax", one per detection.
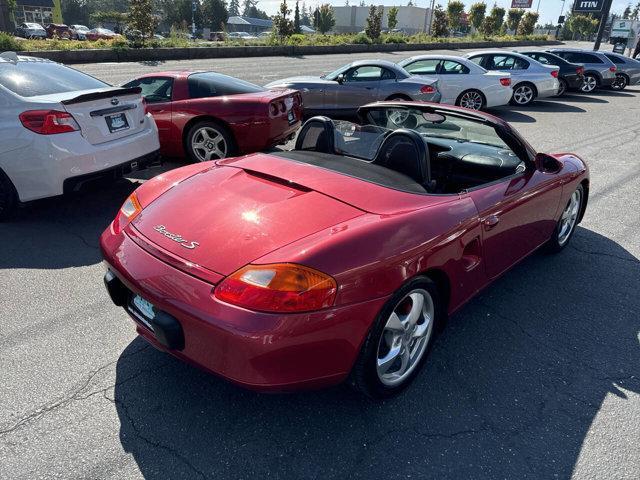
[
  {"xmin": 364, "ymin": 107, "xmax": 508, "ymax": 149},
  {"xmin": 0, "ymin": 62, "xmax": 108, "ymax": 97},
  {"xmin": 187, "ymin": 72, "xmax": 264, "ymax": 98},
  {"xmin": 323, "ymin": 64, "xmax": 349, "ymax": 80}
]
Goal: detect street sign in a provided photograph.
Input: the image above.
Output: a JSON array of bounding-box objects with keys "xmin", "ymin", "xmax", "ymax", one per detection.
[
  {"xmin": 558, "ymin": 15, "xmax": 565, "ymax": 24},
  {"xmin": 573, "ymin": 0, "xmax": 604, "ymax": 12},
  {"xmin": 511, "ymin": 0, "xmax": 533, "ymax": 7}
]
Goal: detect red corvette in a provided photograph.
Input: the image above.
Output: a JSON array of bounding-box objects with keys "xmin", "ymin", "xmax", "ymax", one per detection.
[
  {"xmin": 101, "ymin": 102, "xmax": 589, "ymax": 397},
  {"xmin": 122, "ymin": 71, "xmax": 302, "ymax": 161}
]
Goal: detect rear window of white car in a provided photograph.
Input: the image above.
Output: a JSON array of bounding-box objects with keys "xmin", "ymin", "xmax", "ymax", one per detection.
[{"xmin": 0, "ymin": 62, "xmax": 108, "ymax": 97}]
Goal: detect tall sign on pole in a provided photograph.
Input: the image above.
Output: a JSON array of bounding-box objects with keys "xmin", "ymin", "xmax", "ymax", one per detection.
[
  {"xmin": 510, "ymin": 0, "xmax": 533, "ymax": 7},
  {"xmin": 571, "ymin": 0, "xmax": 613, "ymax": 50}
]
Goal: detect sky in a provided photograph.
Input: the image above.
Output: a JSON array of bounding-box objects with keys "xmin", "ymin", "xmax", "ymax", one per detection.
[{"xmin": 257, "ymin": 0, "xmax": 635, "ymax": 26}]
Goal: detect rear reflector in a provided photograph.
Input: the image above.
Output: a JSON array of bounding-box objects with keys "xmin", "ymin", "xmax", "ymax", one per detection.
[
  {"xmin": 551, "ymin": 70, "xmax": 559, "ymax": 78},
  {"xmin": 19, "ymin": 110, "xmax": 80, "ymax": 135},
  {"xmin": 420, "ymin": 85, "xmax": 436, "ymax": 94},
  {"xmin": 269, "ymin": 102, "xmax": 279, "ymax": 116},
  {"xmin": 609, "ymin": 66, "xmax": 617, "ymax": 72},
  {"xmin": 500, "ymin": 77, "xmax": 511, "ymax": 87}
]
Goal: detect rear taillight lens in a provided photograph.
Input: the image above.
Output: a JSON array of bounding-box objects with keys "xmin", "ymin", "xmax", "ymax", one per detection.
[
  {"xmin": 609, "ymin": 66, "xmax": 617, "ymax": 72},
  {"xmin": 420, "ymin": 85, "xmax": 436, "ymax": 94},
  {"xmin": 278, "ymin": 101, "xmax": 286, "ymax": 113},
  {"xmin": 114, "ymin": 192, "xmax": 142, "ymax": 231},
  {"xmin": 215, "ymin": 263, "xmax": 337, "ymax": 313},
  {"xmin": 551, "ymin": 70, "xmax": 559, "ymax": 78},
  {"xmin": 19, "ymin": 110, "xmax": 79, "ymax": 135},
  {"xmin": 141, "ymin": 97, "xmax": 149, "ymax": 114},
  {"xmin": 269, "ymin": 102, "xmax": 279, "ymax": 116},
  {"xmin": 499, "ymin": 77, "xmax": 511, "ymax": 87},
  {"xmin": 576, "ymin": 66, "xmax": 584, "ymax": 75}
]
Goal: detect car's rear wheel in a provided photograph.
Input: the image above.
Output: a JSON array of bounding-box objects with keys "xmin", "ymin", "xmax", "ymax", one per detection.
[
  {"xmin": 546, "ymin": 184, "xmax": 584, "ymax": 253},
  {"xmin": 581, "ymin": 74, "xmax": 598, "ymax": 93},
  {"xmin": 611, "ymin": 74, "xmax": 628, "ymax": 91},
  {"xmin": 0, "ymin": 169, "xmax": 18, "ymax": 222},
  {"xmin": 350, "ymin": 276, "xmax": 443, "ymax": 398},
  {"xmin": 509, "ymin": 83, "xmax": 536, "ymax": 106},
  {"xmin": 186, "ymin": 121, "xmax": 235, "ymax": 162},
  {"xmin": 456, "ymin": 89, "xmax": 485, "ymax": 110},
  {"xmin": 556, "ymin": 78, "xmax": 568, "ymax": 97}
]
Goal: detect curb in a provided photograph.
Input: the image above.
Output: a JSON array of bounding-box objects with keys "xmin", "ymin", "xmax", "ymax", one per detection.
[{"xmin": 23, "ymin": 40, "xmax": 563, "ymax": 64}]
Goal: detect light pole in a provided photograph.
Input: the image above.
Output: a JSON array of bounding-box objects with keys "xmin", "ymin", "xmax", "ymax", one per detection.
[{"xmin": 427, "ymin": 0, "xmax": 436, "ymax": 35}]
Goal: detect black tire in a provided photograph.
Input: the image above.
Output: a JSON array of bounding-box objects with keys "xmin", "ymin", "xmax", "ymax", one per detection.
[
  {"xmin": 580, "ymin": 74, "xmax": 599, "ymax": 93},
  {"xmin": 509, "ymin": 82, "xmax": 537, "ymax": 106},
  {"xmin": 456, "ymin": 89, "xmax": 486, "ymax": 110},
  {"xmin": 349, "ymin": 276, "xmax": 445, "ymax": 399},
  {"xmin": 185, "ymin": 120, "xmax": 236, "ymax": 163},
  {"xmin": 555, "ymin": 78, "xmax": 568, "ymax": 97},
  {"xmin": 0, "ymin": 169, "xmax": 18, "ymax": 222},
  {"xmin": 611, "ymin": 74, "xmax": 628, "ymax": 91},
  {"xmin": 546, "ymin": 184, "xmax": 584, "ymax": 253}
]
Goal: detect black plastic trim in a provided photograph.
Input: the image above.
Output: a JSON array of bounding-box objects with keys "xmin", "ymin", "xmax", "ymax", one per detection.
[{"xmin": 61, "ymin": 87, "xmax": 142, "ymax": 105}]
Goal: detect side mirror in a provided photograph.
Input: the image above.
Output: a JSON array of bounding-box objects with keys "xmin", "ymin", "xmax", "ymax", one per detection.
[
  {"xmin": 535, "ymin": 153, "xmax": 562, "ymax": 173},
  {"xmin": 336, "ymin": 73, "xmax": 345, "ymax": 84}
]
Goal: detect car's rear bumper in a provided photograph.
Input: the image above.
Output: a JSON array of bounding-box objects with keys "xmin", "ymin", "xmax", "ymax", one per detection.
[
  {"xmin": 100, "ymin": 228, "xmax": 387, "ymax": 391},
  {"xmin": 600, "ymin": 76, "xmax": 616, "ymax": 87},
  {"xmin": 563, "ymin": 74, "xmax": 584, "ymax": 90}
]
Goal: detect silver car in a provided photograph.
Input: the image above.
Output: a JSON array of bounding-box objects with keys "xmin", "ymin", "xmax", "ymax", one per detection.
[
  {"xmin": 601, "ymin": 51, "xmax": 640, "ymax": 90},
  {"xmin": 465, "ymin": 50, "xmax": 559, "ymax": 106},
  {"xmin": 265, "ymin": 60, "xmax": 440, "ymax": 117},
  {"xmin": 547, "ymin": 49, "xmax": 618, "ymax": 93},
  {"xmin": 15, "ymin": 22, "xmax": 47, "ymax": 39}
]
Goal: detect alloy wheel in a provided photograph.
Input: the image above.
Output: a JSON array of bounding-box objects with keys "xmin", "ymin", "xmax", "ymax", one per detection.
[
  {"xmin": 581, "ymin": 75, "xmax": 597, "ymax": 93},
  {"xmin": 558, "ymin": 189, "xmax": 582, "ymax": 246},
  {"xmin": 611, "ymin": 75, "xmax": 627, "ymax": 91},
  {"xmin": 513, "ymin": 85, "xmax": 534, "ymax": 105},
  {"xmin": 376, "ymin": 289, "xmax": 434, "ymax": 386},
  {"xmin": 459, "ymin": 91, "xmax": 484, "ymax": 110},
  {"xmin": 191, "ymin": 126, "xmax": 228, "ymax": 161}
]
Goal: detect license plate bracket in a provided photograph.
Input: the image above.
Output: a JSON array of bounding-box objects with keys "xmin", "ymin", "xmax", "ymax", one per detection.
[
  {"xmin": 131, "ymin": 294, "xmax": 155, "ymax": 330},
  {"xmin": 106, "ymin": 112, "xmax": 130, "ymax": 133},
  {"xmin": 287, "ymin": 110, "xmax": 296, "ymax": 125}
]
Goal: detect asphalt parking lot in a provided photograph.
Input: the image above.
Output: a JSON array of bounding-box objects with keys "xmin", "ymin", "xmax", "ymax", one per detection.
[{"xmin": 1, "ymin": 44, "xmax": 639, "ymax": 479}]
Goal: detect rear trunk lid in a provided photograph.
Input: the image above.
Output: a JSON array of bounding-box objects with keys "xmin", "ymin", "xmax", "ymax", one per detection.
[
  {"xmin": 130, "ymin": 164, "xmax": 365, "ymax": 275},
  {"xmin": 30, "ymin": 87, "xmax": 147, "ymax": 145}
]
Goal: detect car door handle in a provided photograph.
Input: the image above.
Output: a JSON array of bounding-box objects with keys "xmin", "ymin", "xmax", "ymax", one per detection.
[
  {"xmin": 365, "ymin": 87, "xmax": 374, "ymax": 90},
  {"xmin": 484, "ymin": 215, "xmax": 500, "ymax": 229}
]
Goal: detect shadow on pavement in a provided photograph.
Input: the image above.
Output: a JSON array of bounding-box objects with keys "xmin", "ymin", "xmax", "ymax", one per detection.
[
  {"xmin": 488, "ymin": 108, "xmax": 536, "ymax": 123},
  {"xmin": 561, "ymin": 93, "xmax": 609, "ymax": 103},
  {"xmin": 0, "ymin": 164, "xmax": 170, "ymax": 270},
  {"xmin": 112, "ymin": 227, "xmax": 640, "ymax": 478},
  {"xmin": 515, "ymin": 101, "xmax": 587, "ymax": 113}
]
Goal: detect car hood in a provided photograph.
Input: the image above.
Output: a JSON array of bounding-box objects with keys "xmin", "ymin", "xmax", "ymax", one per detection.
[{"xmin": 130, "ymin": 161, "xmax": 364, "ymax": 275}]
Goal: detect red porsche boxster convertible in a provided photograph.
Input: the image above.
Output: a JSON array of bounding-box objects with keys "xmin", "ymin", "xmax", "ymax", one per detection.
[
  {"xmin": 122, "ymin": 71, "xmax": 302, "ymax": 161},
  {"xmin": 101, "ymin": 102, "xmax": 589, "ymax": 398}
]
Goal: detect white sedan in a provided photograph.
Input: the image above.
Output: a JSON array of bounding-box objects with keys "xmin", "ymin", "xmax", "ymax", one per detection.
[
  {"xmin": 398, "ymin": 55, "xmax": 512, "ymax": 110},
  {"xmin": 0, "ymin": 52, "xmax": 159, "ymax": 220}
]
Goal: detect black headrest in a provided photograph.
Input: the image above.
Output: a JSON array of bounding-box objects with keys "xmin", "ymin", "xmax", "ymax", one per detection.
[
  {"xmin": 294, "ymin": 116, "xmax": 335, "ymax": 153},
  {"xmin": 371, "ymin": 129, "xmax": 430, "ymax": 186}
]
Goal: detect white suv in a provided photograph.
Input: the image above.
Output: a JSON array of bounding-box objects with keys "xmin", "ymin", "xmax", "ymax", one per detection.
[{"xmin": 0, "ymin": 53, "xmax": 160, "ymax": 220}]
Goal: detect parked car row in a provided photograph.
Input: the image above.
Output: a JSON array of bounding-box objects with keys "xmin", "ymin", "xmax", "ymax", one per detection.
[{"xmin": 14, "ymin": 22, "xmax": 119, "ymax": 41}]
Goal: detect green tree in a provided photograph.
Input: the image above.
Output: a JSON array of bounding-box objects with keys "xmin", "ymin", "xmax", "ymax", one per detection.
[
  {"xmin": 432, "ymin": 4, "xmax": 449, "ymax": 37},
  {"xmin": 273, "ymin": 0, "xmax": 294, "ymax": 39},
  {"xmin": 313, "ymin": 4, "xmax": 335, "ymax": 34},
  {"xmin": 301, "ymin": 2, "xmax": 311, "ymax": 25},
  {"xmin": 631, "ymin": 2, "xmax": 640, "ymax": 20},
  {"xmin": 228, "ymin": 0, "xmax": 240, "ymax": 16},
  {"xmin": 202, "ymin": 0, "xmax": 229, "ymax": 30},
  {"xmin": 565, "ymin": 14, "xmax": 598, "ymax": 39},
  {"xmin": 61, "ymin": 0, "xmax": 90, "ymax": 26},
  {"xmin": 387, "ymin": 6, "xmax": 399, "ymax": 31},
  {"xmin": 468, "ymin": 2, "xmax": 486, "ymax": 31},
  {"xmin": 506, "ymin": 8, "xmax": 524, "ymax": 32},
  {"xmin": 157, "ymin": 0, "xmax": 203, "ymax": 31},
  {"xmin": 242, "ymin": 0, "xmax": 257, "ymax": 16},
  {"xmin": 480, "ymin": 5, "xmax": 505, "ymax": 36},
  {"xmin": 365, "ymin": 5, "xmax": 383, "ymax": 40},
  {"xmin": 447, "ymin": 1, "xmax": 465, "ymax": 32},
  {"xmin": 623, "ymin": 5, "xmax": 631, "ymax": 19},
  {"xmin": 128, "ymin": 0, "xmax": 158, "ymax": 38},
  {"xmin": 516, "ymin": 11, "xmax": 537, "ymax": 36},
  {"xmin": 294, "ymin": 0, "xmax": 301, "ymax": 33}
]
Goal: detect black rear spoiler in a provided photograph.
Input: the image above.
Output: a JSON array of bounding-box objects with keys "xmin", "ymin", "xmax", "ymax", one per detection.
[{"xmin": 61, "ymin": 87, "xmax": 142, "ymax": 105}]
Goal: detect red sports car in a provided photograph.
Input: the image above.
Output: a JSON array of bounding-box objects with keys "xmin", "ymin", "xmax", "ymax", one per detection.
[
  {"xmin": 101, "ymin": 102, "xmax": 589, "ymax": 397},
  {"xmin": 122, "ymin": 71, "xmax": 302, "ymax": 161}
]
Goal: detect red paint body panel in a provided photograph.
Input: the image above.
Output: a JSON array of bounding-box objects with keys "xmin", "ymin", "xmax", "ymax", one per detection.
[
  {"xmin": 101, "ymin": 105, "xmax": 590, "ymax": 391},
  {"xmin": 135, "ymin": 71, "xmax": 303, "ymax": 159}
]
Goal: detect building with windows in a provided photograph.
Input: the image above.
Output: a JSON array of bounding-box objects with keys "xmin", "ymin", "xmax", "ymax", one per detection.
[
  {"xmin": 226, "ymin": 16, "xmax": 272, "ymax": 34},
  {"xmin": 332, "ymin": 5, "xmax": 432, "ymax": 35},
  {"xmin": 0, "ymin": 0, "xmax": 61, "ymax": 32}
]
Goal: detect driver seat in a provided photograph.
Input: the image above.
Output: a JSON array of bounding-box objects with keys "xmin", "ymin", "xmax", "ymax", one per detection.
[
  {"xmin": 371, "ymin": 129, "xmax": 433, "ymax": 190},
  {"xmin": 294, "ymin": 116, "xmax": 336, "ymax": 153}
]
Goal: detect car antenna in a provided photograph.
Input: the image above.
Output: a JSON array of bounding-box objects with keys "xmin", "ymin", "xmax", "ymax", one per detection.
[{"xmin": 0, "ymin": 51, "xmax": 19, "ymax": 64}]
